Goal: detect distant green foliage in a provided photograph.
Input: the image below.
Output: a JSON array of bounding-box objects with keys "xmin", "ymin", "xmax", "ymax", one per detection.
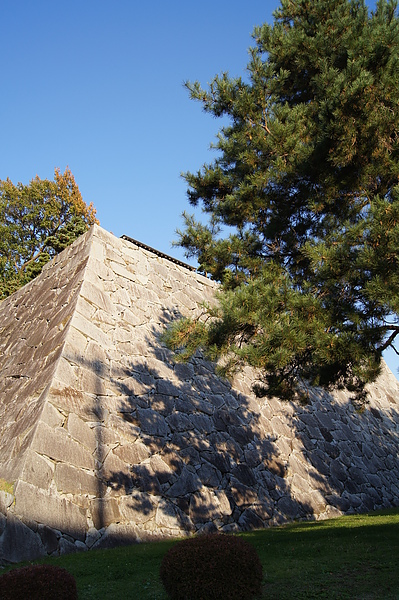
[
  {"xmin": 160, "ymin": 533, "xmax": 263, "ymax": 600},
  {"xmin": 0, "ymin": 565, "xmax": 77, "ymax": 600},
  {"xmin": 0, "ymin": 167, "xmax": 98, "ymax": 299},
  {"xmin": 167, "ymin": 0, "xmax": 399, "ymax": 404}
]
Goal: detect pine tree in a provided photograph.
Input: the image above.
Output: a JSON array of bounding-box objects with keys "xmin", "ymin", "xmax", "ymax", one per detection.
[
  {"xmin": 0, "ymin": 168, "xmax": 98, "ymax": 299},
  {"xmin": 165, "ymin": 0, "xmax": 399, "ymax": 404}
]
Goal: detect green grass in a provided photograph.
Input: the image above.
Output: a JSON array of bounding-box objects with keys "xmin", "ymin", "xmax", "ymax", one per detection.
[{"xmin": 2, "ymin": 508, "xmax": 399, "ymax": 599}]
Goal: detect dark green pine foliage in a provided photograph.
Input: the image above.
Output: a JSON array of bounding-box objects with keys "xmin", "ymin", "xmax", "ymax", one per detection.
[{"xmin": 165, "ymin": 0, "xmax": 399, "ymax": 404}]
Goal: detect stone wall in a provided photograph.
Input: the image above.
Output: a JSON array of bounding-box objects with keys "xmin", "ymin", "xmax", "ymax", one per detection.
[{"xmin": 0, "ymin": 225, "xmax": 398, "ymax": 564}]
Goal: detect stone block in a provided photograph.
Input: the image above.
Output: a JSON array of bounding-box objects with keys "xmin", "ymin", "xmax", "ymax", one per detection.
[
  {"xmin": 189, "ymin": 488, "xmax": 221, "ymax": 524},
  {"xmin": 87, "ymin": 255, "xmax": 113, "ymax": 282},
  {"xmin": 54, "ymin": 357, "xmax": 79, "ymax": 389},
  {"xmin": 48, "ymin": 381, "xmax": 94, "ymax": 416},
  {"xmin": 59, "ymin": 537, "xmax": 80, "ymax": 555},
  {"xmin": 38, "ymin": 524, "xmax": 59, "ymax": 554},
  {"xmin": 264, "ymin": 456, "xmax": 286, "ymax": 478},
  {"xmin": 0, "ymin": 513, "xmax": 46, "ymax": 564},
  {"xmin": 214, "ymin": 407, "xmax": 243, "ymax": 429},
  {"xmin": 330, "ymin": 460, "xmax": 348, "ymax": 482},
  {"xmin": 0, "ymin": 491, "xmax": 14, "ymax": 514},
  {"xmin": 102, "ymin": 451, "xmax": 132, "ymax": 491},
  {"xmin": 40, "ymin": 401, "xmax": 65, "ymax": 428},
  {"xmin": 230, "ymin": 481, "xmax": 258, "ymax": 508},
  {"xmin": 166, "ymin": 411, "xmax": 193, "ymax": 432},
  {"xmin": 67, "ymin": 413, "xmax": 97, "ymax": 452},
  {"xmin": 120, "ymin": 307, "xmax": 147, "ymax": 327},
  {"xmin": 0, "ymin": 513, "xmax": 7, "ymax": 536},
  {"xmin": 155, "ymin": 498, "xmax": 194, "ymax": 532},
  {"xmin": 197, "ymin": 463, "xmax": 222, "ymax": 487},
  {"xmin": 146, "ymin": 357, "xmax": 176, "ymax": 380},
  {"xmin": 150, "ymin": 394, "xmax": 175, "ymax": 415},
  {"xmin": 137, "ymin": 408, "xmax": 170, "ymax": 437},
  {"xmin": 189, "ymin": 413, "xmax": 215, "ymax": 434},
  {"xmin": 201, "ymin": 450, "xmax": 231, "ymax": 474},
  {"xmin": 232, "ymin": 464, "xmax": 257, "ymax": 487},
  {"xmin": 94, "ymin": 424, "xmax": 120, "ymax": 446},
  {"xmin": 110, "ymin": 261, "xmax": 136, "ymax": 282},
  {"xmin": 91, "ymin": 523, "xmax": 141, "ymax": 549},
  {"xmin": 113, "ymin": 441, "xmax": 151, "ymax": 466},
  {"xmin": 273, "ymin": 436, "xmax": 292, "ymax": 459},
  {"xmin": 292, "ymin": 473, "xmax": 313, "ymax": 496},
  {"xmin": 308, "ymin": 450, "xmax": 331, "ymax": 477},
  {"xmin": 85, "ymin": 527, "xmax": 101, "ymax": 548},
  {"xmin": 70, "ymin": 312, "xmax": 111, "ymax": 348},
  {"xmin": 238, "ymin": 508, "xmax": 265, "ymax": 531},
  {"xmin": 166, "ymin": 467, "xmax": 202, "ymax": 497},
  {"xmin": 366, "ymin": 473, "xmax": 383, "ymax": 488},
  {"xmin": 14, "ymin": 480, "xmax": 86, "ymax": 541},
  {"xmin": 21, "ymin": 450, "xmax": 54, "ymax": 489},
  {"xmin": 324, "ymin": 505, "xmax": 344, "ymax": 519},
  {"xmin": 348, "ymin": 466, "xmax": 367, "ymax": 486},
  {"xmin": 119, "ymin": 491, "xmax": 156, "ymax": 524},
  {"xmin": 63, "ymin": 327, "xmax": 90, "ymax": 365},
  {"xmin": 277, "ymin": 496, "xmax": 302, "ymax": 519},
  {"xmin": 30, "ymin": 421, "xmax": 94, "ymax": 470},
  {"xmin": 90, "ymin": 497, "xmax": 121, "ymax": 529},
  {"xmin": 77, "ymin": 366, "xmax": 108, "ymax": 396},
  {"xmin": 326, "ymin": 494, "xmax": 351, "ymax": 512},
  {"xmin": 229, "ymin": 425, "xmax": 254, "ymax": 446},
  {"xmin": 131, "ymin": 463, "xmax": 161, "ymax": 495},
  {"xmin": 107, "ymin": 414, "xmax": 140, "ymax": 441},
  {"xmin": 149, "ymin": 455, "xmax": 173, "ymax": 484},
  {"xmin": 115, "ymin": 376, "xmax": 152, "ymax": 397},
  {"xmin": 155, "ymin": 379, "xmax": 179, "ymax": 397},
  {"xmin": 173, "ymin": 362, "xmax": 195, "ymax": 380},
  {"xmin": 80, "ymin": 279, "xmax": 115, "ymax": 314},
  {"xmin": 55, "ymin": 462, "xmax": 98, "ymax": 496}
]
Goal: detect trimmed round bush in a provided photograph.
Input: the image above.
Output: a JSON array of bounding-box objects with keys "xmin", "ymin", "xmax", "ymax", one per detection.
[
  {"xmin": 160, "ymin": 533, "xmax": 263, "ymax": 600},
  {"xmin": 0, "ymin": 564, "xmax": 77, "ymax": 600}
]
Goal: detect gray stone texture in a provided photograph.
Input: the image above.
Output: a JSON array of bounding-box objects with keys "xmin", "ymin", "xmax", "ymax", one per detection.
[{"xmin": 0, "ymin": 224, "xmax": 398, "ymax": 564}]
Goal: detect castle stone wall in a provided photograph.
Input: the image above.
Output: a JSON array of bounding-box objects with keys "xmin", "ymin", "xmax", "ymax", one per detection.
[{"xmin": 0, "ymin": 225, "xmax": 398, "ymax": 564}]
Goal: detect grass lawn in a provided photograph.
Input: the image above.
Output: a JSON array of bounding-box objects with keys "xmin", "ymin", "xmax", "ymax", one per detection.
[{"xmin": 2, "ymin": 508, "xmax": 399, "ymax": 599}]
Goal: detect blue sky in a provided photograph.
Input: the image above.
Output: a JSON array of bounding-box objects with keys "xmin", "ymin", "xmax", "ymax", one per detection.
[
  {"xmin": 1, "ymin": 0, "xmax": 277, "ymax": 256},
  {"xmin": 2, "ymin": 0, "xmax": 396, "ymax": 377}
]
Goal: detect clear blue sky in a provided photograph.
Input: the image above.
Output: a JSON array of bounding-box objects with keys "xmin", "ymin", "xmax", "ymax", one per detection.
[{"xmin": 2, "ymin": 0, "xmax": 396, "ymax": 377}]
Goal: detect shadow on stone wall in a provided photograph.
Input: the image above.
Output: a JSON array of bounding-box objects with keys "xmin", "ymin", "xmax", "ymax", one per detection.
[
  {"xmin": 0, "ymin": 506, "xmax": 89, "ymax": 565},
  {"xmin": 2, "ymin": 311, "xmax": 399, "ymax": 562},
  {"xmin": 98, "ymin": 309, "xmax": 399, "ymax": 546},
  {"xmin": 97, "ymin": 373, "xmax": 309, "ymax": 544},
  {"xmin": 86, "ymin": 310, "xmax": 314, "ymax": 548},
  {"xmin": 294, "ymin": 393, "xmax": 399, "ymax": 515}
]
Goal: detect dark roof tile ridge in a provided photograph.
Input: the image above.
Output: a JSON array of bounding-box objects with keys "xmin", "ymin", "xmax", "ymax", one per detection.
[{"xmin": 120, "ymin": 234, "xmax": 196, "ymax": 272}]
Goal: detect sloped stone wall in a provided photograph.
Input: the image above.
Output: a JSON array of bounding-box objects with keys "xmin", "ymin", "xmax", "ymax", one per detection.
[
  {"xmin": 0, "ymin": 231, "xmax": 92, "ymax": 483},
  {"xmin": 0, "ymin": 225, "xmax": 398, "ymax": 564}
]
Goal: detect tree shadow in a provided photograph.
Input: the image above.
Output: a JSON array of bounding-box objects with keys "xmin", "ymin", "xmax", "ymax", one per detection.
[
  {"xmin": 87, "ymin": 307, "xmax": 315, "ymax": 548},
  {"xmin": 2, "ymin": 307, "xmax": 399, "ymax": 561},
  {"xmin": 96, "ymin": 306, "xmax": 399, "ymax": 545},
  {"xmin": 293, "ymin": 386, "xmax": 399, "ymax": 515}
]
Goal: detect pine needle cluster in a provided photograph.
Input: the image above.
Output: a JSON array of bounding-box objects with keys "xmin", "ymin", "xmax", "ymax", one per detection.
[{"xmin": 166, "ymin": 0, "xmax": 399, "ymax": 404}]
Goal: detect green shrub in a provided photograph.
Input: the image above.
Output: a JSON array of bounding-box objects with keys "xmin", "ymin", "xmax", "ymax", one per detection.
[
  {"xmin": 160, "ymin": 533, "xmax": 263, "ymax": 599},
  {"xmin": 0, "ymin": 564, "xmax": 77, "ymax": 600}
]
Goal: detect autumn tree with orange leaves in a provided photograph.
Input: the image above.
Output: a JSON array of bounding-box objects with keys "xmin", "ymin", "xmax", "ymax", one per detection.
[{"xmin": 0, "ymin": 168, "xmax": 98, "ymax": 299}]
